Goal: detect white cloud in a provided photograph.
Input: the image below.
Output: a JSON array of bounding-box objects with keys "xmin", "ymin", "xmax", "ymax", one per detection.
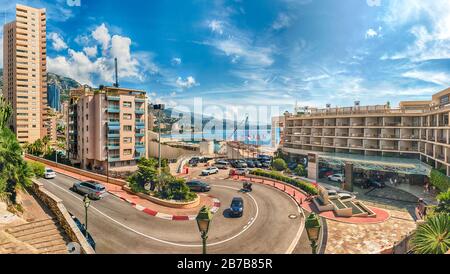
[
  {"xmin": 171, "ymin": 57, "xmax": 182, "ymax": 66},
  {"xmin": 383, "ymin": 0, "xmax": 450, "ymax": 62},
  {"xmin": 402, "ymin": 70, "xmax": 450, "ymax": 86},
  {"xmin": 176, "ymin": 76, "xmax": 198, "ymax": 89},
  {"xmin": 365, "ymin": 28, "xmax": 378, "ymax": 39},
  {"xmin": 92, "ymin": 23, "xmax": 111, "ymax": 53},
  {"xmin": 48, "ymin": 23, "xmax": 158, "ymax": 87},
  {"xmin": 212, "ymin": 39, "xmax": 274, "ymax": 67},
  {"xmin": 49, "ymin": 32, "xmax": 68, "ymax": 51},
  {"xmin": 83, "ymin": 46, "xmax": 98, "ymax": 58},
  {"xmin": 208, "ymin": 20, "xmax": 224, "ymax": 34},
  {"xmin": 271, "ymin": 13, "xmax": 291, "ymax": 30}
]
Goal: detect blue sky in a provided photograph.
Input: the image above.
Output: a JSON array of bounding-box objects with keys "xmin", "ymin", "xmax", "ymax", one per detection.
[{"xmin": 1, "ymin": 0, "xmax": 449, "ymax": 119}]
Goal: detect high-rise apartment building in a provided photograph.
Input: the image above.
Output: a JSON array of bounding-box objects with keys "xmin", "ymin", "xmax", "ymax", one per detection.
[
  {"xmin": 3, "ymin": 4, "xmax": 48, "ymax": 144},
  {"xmin": 67, "ymin": 86, "xmax": 149, "ymax": 173},
  {"xmin": 282, "ymin": 87, "xmax": 450, "ymax": 178}
]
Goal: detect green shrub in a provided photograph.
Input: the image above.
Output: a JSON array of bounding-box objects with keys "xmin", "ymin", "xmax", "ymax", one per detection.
[
  {"xmin": 294, "ymin": 164, "xmax": 307, "ymax": 177},
  {"xmin": 250, "ymin": 169, "xmax": 318, "ymax": 195},
  {"xmin": 29, "ymin": 161, "xmax": 45, "ymax": 178},
  {"xmin": 436, "ymin": 190, "xmax": 450, "ymax": 214},
  {"xmin": 155, "ymin": 177, "xmax": 196, "ymax": 202},
  {"xmin": 430, "ymin": 169, "xmax": 450, "ymax": 193},
  {"xmin": 272, "ymin": 158, "xmax": 287, "ymax": 171}
]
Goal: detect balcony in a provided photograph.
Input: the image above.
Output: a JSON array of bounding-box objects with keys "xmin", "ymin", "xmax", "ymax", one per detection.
[
  {"xmin": 135, "ymin": 108, "xmax": 145, "ymax": 115},
  {"xmin": 108, "ymin": 120, "xmax": 120, "ymax": 127},
  {"xmin": 135, "ymin": 98, "xmax": 146, "ymax": 103},
  {"xmin": 135, "ymin": 130, "xmax": 145, "ymax": 137},
  {"xmin": 382, "ymin": 146, "xmax": 397, "ymax": 151},
  {"xmin": 366, "ymin": 145, "xmax": 379, "ymax": 149},
  {"xmin": 107, "ymin": 144, "xmax": 120, "ymax": 150},
  {"xmin": 108, "ymin": 132, "xmax": 120, "ymax": 138},
  {"xmin": 108, "ymin": 155, "xmax": 120, "ymax": 162},
  {"xmin": 108, "ymin": 106, "xmax": 120, "ymax": 113},
  {"xmin": 136, "ymin": 142, "xmax": 145, "ymax": 147},
  {"xmin": 107, "ymin": 96, "xmax": 120, "ymax": 101}
]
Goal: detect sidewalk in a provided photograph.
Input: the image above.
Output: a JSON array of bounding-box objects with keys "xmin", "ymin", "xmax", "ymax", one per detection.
[
  {"xmin": 48, "ymin": 165, "xmax": 220, "ymax": 221},
  {"xmin": 234, "ymin": 175, "xmax": 390, "ymax": 224}
]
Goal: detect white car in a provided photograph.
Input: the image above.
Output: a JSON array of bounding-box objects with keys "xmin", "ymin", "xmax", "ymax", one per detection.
[
  {"xmin": 201, "ymin": 167, "xmax": 219, "ymax": 176},
  {"xmin": 44, "ymin": 168, "xmax": 56, "ymax": 179},
  {"xmin": 235, "ymin": 168, "xmax": 249, "ymax": 175},
  {"xmin": 328, "ymin": 174, "xmax": 345, "ymax": 183}
]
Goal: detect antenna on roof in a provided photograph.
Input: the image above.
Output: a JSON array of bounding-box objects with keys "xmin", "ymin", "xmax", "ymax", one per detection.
[{"xmin": 113, "ymin": 58, "xmax": 119, "ymax": 88}]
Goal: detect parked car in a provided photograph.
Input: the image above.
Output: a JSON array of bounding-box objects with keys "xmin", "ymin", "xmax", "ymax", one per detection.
[
  {"xmin": 215, "ymin": 161, "xmax": 229, "ymax": 169},
  {"xmin": 338, "ymin": 192, "xmax": 355, "ymax": 200},
  {"xmin": 328, "ymin": 174, "xmax": 345, "ymax": 183},
  {"xmin": 72, "ymin": 181, "xmax": 107, "ymax": 200},
  {"xmin": 229, "ymin": 197, "xmax": 244, "ymax": 217},
  {"xmin": 261, "ymin": 161, "xmax": 271, "ymax": 168},
  {"xmin": 70, "ymin": 214, "xmax": 96, "ymax": 250},
  {"xmin": 235, "ymin": 168, "xmax": 249, "ymax": 175},
  {"xmin": 186, "ymin": 181, "xmax": 211, "ymax": 192},
  {"xmin": 44, "ymin": 168, "xmax": 56, "ymax": 179},
  {"xmin": 201, "ymin": 167, "xmax": 219, "ymax": 176},
  {"xmin": 254, "ymin": 161, "xmax": 262, "ymax": 168},
  {"xmin": 368, "ymin": 178, "xmax": 386, "ymax": 189},
  {"xmin": 246, "ymin": 160, "xmax": 255, "ymax": 168}
]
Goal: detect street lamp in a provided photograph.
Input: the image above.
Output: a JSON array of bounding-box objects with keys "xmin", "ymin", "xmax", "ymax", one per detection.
[
  {"xmin": 196, "ymin": 206, "xmax": 213, "ymax": 254},
  {"xmin": 305, "ymin": 213, "xmax": 321, "ymax": 254},
  {"xmin": 153, "ymin": 104, "xmax": 165, "ymax": 187},
  {"xmin": 83, "ymin": 195, "xmax": 91, "ymax": 238}
]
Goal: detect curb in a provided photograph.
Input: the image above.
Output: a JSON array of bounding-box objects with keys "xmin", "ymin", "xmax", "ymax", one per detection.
[{"xmin": 108, "ymin": 191, "xmax": 221, "ymax": 222}]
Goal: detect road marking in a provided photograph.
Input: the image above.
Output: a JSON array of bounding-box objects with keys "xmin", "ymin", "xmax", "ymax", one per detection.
[
  {"xmin": 285, "ymin": 194, "xmax": 305, "ymax": 254},
  {"xmin": 41, "ymin": 179, "xmax": 259, "ymax": 248}
]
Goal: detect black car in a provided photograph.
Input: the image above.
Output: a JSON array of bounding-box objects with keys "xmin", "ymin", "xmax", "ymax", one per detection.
[
  {"xmin": 186, "ymin": 181, "xmax": 211, "ymax": 192},
  {"xmin": 261, "ymin": 161, "xmax": 271, "ymax": 168},
  {"xmin": 246, "ymin": 160, "xmax": 255, "ymax": 168},
  {"xmin": 254, "ymin": 161, "xmax": 262, "ymax": 168},
  {"xmin": 229, "ymin": 197, "xmax": 244, "ymax": 217},
  {"xmin": 70, "ymin": 214, "xmax": 96, "ymax": 251}
]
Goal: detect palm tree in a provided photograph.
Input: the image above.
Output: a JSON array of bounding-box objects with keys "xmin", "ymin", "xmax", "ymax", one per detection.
[
  {"xmin": 411, "ymin": 213, "xmax": 450, "ymax": 254},
  {"xmin": 0, "ymin": 97, "xmax": 33, "ymax": 205}
]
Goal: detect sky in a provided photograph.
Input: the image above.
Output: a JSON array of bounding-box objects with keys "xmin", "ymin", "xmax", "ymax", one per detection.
[{"xmin": 1, "ymin": 0, "xmax": 450, "ymax": 123}]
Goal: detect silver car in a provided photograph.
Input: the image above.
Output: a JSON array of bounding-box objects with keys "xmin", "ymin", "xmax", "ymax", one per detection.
[{"xmin": 72, "ymin": 180, "xmax": 107, "ymax": 200}]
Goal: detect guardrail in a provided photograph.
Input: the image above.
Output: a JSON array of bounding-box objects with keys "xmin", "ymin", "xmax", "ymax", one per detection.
[
  {"xmin": 30, "ymin": 180, "xmax": 95, "ymax": 254},
  {"xmin": 25, "ymin": 154, "xmax": 127, "ymax": 187}
]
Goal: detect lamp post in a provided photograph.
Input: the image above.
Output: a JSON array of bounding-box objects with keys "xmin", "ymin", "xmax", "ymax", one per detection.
[
  {"xmin": 153, "ymin": 104, "xmax": 165, "ymax": 188},
  {"xmin": 196, "ymin": 206, "xmax": 213, "ymax": 254},
  {"xmin": 83, "ymin": 195, "xmax": 91, "ymax": 238},
  {"xmin": 305, "ymin": 213, "xmax": 321, "ymax": 254}
]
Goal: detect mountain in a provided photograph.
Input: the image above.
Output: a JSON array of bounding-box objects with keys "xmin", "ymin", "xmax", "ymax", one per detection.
[
  {"xmin": 47, "ymin": 72, "xmax": 82, "ymax": 102},
  {"xmin": 0, "ymin": 69, "xmax": 81, "ymax": 103}
]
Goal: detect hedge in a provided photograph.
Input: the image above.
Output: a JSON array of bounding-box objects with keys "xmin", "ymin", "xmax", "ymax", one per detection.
[
  {"xmin": 250, "ymin": 169, "xmax": 318, "ymax": 195},
  {"xmin": 430, "ymin": 169, "xmax": 450, "ymax": 193},
  {"xmin": 28, "ymin": 161, "xmax": 45, "ymax": 178}
]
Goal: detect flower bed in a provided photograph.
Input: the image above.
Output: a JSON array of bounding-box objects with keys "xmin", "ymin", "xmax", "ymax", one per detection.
[
  {"xmin": 249, "ymin": 169, "xmax": 318, "ymax": 195},
  {"xmin": 123, "ymin": 185, "xmax": 200, "ymax": 209}
]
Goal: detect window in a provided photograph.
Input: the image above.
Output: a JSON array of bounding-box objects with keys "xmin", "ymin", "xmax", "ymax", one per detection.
[
  {"xmin": 123, "ymin": 101, "xmax": 132, "ymax": 108},
  {"xmin": 123, "ymin": 125, "xmax": 132, "ymax": 132},
  {"xmin": 86, "ymin": 114, "xmax": 88, "ymax": 120},
  {"xmin": 123, "ymin": 137, "xmax": 132, "ymax": 144},
  {"xmin": 123, "ymin": 113, "xmax": 132, "ymax": 120},
  {"xmin": 123, "ymin": 149, "xmax": 132, "ymax": 156}
]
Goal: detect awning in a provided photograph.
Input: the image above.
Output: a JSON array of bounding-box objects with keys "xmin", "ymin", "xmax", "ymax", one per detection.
[
  {"xmin": 318, "ymin": 152, "xmax": 432, "ymax": 176},
  {"xmin": 108, "ymin": 125, "xmax": 120, "ymax": 130}
]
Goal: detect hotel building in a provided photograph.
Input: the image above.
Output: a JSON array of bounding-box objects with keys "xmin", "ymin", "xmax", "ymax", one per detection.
[
  {"xmin": 3, "ymin": 4, "xmax": 48, "ymax": 144},
  {"xmin": 67, "ymin": 86, "xmax": 149, "ymax": 173},
  {"xmin": 282, "ymin": 88, "xmax": 450, "ymax": 179}
]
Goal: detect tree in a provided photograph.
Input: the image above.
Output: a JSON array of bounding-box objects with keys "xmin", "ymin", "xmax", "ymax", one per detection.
[
  {"xmin": 411, "ymin": 213, "xmax": 450, "ymax": 254},
  {"xmin": 0, "ymin": 97, "xmax": 33, "ymax": 205},
  {"xmin": 294, "ymin": 164, "xmax": 307, "ymax": 177},
  {"xmin": 272, "ymin": 158, "xmax": 287, "ymax": 171},
  {"xmin": 435, "ymin": 190, "xmax": 450, "ymax": 214}
]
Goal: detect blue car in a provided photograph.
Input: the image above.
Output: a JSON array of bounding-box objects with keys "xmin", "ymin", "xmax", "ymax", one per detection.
[
  {"xmin": 70, "ymin": 214, "xmax": 96, "ymax": 250},
  {"xmin": 229, "ymin": 197, "xmax": 244, "ymax": 217}
]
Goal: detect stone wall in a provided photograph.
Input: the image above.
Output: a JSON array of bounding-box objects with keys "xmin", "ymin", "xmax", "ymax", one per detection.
[
  {"xmin": 30, "ymin": 180, "xmax": 95, "ymax": 254},
  {"xmin": 25, "ymin": 154, "xmax": 127, "ymax": 187}
]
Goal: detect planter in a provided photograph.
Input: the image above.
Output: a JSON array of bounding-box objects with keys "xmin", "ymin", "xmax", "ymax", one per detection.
[{"xmin": 123, "ymin": 186, "xmax": 200, "ymax": 209}]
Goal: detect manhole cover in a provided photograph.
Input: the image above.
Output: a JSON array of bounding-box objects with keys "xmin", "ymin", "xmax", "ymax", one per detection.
[{"xmin": 288, "ymin": 214, "xmax": 298, "ymax": 219}]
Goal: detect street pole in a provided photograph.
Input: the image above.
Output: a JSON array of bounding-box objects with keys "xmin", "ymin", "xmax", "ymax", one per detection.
[
  {"xmin": 201, "ymin": 232, "xmax": 207, "ymax": 255},
  {"xmin": 84, "ymin": 205, "xmax": 88, "ymax": 238},
  {"xmin": 311, "ymin": 240, "xmax": 318, "ymax": 254}
]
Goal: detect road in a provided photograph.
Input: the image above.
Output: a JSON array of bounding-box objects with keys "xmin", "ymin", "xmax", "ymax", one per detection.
[{"xmin": 39, "ymin": 172, "xmax": 305, "ymax": 254}]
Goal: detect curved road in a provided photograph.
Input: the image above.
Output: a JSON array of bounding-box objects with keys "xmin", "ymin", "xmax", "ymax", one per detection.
[{"xmin": 39, "ymin": 173, "xmax": 304, "ymax": 254}]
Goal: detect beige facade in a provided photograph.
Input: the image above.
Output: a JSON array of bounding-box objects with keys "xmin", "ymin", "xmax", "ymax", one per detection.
[
  {"xmin": 3, "ymin": 4, "xmax": 48, "ymax": 144},
  {"xmin": 68, "ymin": 86, "xmax": 149, "ymax": 173},
  {"xmin": 282, "ymin": 87, "xmax": 450, "ymax": 176}
]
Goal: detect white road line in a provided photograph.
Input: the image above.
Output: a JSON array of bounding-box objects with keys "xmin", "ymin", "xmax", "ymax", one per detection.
[
  {"xmin": 41, "ymin": 179, "xmax": 259, "ymax": 248},
  {"xmin": 285, "ymin": 194, "xmax": 305, "ymax": 254}
]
